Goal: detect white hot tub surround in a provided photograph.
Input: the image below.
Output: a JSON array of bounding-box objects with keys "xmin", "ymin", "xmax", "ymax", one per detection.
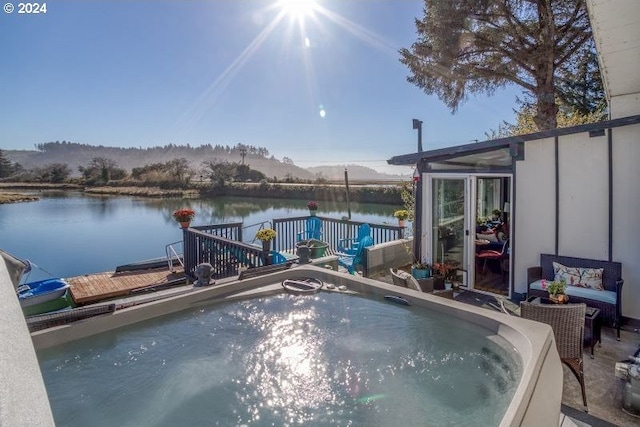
[
  {"xmin": 25, "ymin": 266, "xmax": 563, "ymax": 427},
  {"xmin": 0, "ymin": 254, "xmax": 56, "ymax": 426}
]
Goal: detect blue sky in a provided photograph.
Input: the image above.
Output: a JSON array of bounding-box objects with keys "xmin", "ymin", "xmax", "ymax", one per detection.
[{"xmin": 1, "ymin": 0, "xmax": 519, "ymax": 174}]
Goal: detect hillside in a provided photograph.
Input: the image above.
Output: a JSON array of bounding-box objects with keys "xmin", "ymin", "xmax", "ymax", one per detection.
[
  {"xmin": 5, "ymin": 142, "xmax": 315, "ymax": 180},
  {"xmin": 5, "ymin": 142, "xmax": 407, "ymax": 181},
  {"xmin": 308, "ymin": 164, "xmax": 407, "ymax": 181}
]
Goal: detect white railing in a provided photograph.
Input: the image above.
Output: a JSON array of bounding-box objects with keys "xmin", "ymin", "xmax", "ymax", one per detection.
[{"xmin": 165, "ymin": 241, "xmax": 184, "ymax": 272}]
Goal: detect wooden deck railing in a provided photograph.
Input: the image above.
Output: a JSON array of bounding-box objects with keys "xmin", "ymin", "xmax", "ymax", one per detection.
[{"xmin": 183, "ymin": 216, "xmax": 405, "ymax": 279}]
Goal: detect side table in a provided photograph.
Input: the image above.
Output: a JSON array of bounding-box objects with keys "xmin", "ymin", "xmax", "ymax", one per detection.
[{"xmin": 584, "ymin": 306, "xmax": 602, "ymax": 358}]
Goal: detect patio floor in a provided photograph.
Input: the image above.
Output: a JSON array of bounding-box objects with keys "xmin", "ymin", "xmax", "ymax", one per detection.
[{"xmin": 371, "ymin": 271, "xmax": 640, "ymax": 427}]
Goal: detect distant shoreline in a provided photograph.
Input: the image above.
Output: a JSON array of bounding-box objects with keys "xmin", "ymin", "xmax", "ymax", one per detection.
[{"xmin": 0, "ymin": 181, "xmax": 404, "ymax": 205}]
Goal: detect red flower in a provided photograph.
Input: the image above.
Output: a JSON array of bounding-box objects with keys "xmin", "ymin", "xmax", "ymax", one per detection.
[
  {"xmin": 172, "ymin": 208, "xmax": 195, "ymax": 222},
  {"xmin": 433, "ymin": 260, "xmax": 459, "ymax": 278}
]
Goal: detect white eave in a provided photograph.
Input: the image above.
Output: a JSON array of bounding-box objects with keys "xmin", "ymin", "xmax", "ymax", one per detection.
[{"xmin": 586, "ymin": 0, "xmax": 640, "ymax": 99}]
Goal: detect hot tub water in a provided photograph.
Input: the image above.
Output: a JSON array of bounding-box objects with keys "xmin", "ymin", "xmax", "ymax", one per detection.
[{"xmin": 38, "ymin": 291, "xmax": 521, "ymax": 426}]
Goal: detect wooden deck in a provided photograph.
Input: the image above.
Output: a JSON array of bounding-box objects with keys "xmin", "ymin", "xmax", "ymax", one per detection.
[{"xmin": 68, "ymin": 267, "xmax": 186, "ymax": 305}]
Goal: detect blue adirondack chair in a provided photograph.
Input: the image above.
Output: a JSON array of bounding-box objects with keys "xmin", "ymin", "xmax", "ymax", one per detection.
[
  {"xmin": 270, "ymin": 250, "xmax": 297, "ymax": 265},
  {"xmin": 297, "ymin": 217, "xmax": 323, "ymax": 241},
  {"xmin": 338, "ymin": 235, "xmax": 374, "ymax": 274},
  {"xmin": 337, "ymin": 223, "xmax": 371, "ymax": 255}
]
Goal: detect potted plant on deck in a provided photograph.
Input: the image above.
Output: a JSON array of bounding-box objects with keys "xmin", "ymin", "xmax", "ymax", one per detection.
[
  {"xmin": 307, "ymin": 200, "xmax": 318, "ymax": 216},
  {"xmin": 172, "ymin": 208, "xmax": 196, "ymax": 228},
  {"xmin": 542, "ymin": 278, "xmax": 568, "ymax": 303},
  {"xmin": 255, "ymin": 228, "xmax": 277, "ymax": 252},
  {"xmin": 393, "ymin": 209, "xmax": 409, "ymax": 227},
  {"xmin": 411, "ymin": 261, "xmax": 431, "ymax": 279},
  {"xmin": 433, "ymin": 260, "xmax": 460, "ymax": 290}
]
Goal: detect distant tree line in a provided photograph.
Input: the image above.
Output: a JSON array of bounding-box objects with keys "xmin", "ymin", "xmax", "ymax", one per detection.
[
  {"xmin": 34, "ymin": 141, "xmax": 271, "ymax": 158},
  {"xmin": 2, "ymin": 152, "xmax": 271, "ymax": 189}
]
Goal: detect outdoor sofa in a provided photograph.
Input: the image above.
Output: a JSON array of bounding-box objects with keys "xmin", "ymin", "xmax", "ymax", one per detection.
[{"xmin": 527, "ymin": 253, "xmax": 623, "ymax": 339}]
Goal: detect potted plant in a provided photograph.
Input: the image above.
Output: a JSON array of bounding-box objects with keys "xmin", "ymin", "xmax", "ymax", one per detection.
[
  {"xmin": 393, "ymin": 209, "xmax": 409, "ymax": 227},
  {"xmin": 542, "ymin": 278, "xmax": 568, "ymax": 303},
  {"xmin": 411, "ymin": 261, "xmax": 431, "ymax": 279},
  {"xmin": 255, "ymin": 228, "xmax": 277, "ymax": 252},
  {"xmin": 433, "ymin": 260, "xmax": 460, "ymax": 289},
  {"xmin": 307, "ymin": 200, "xmax": 318, "ymax": 216},
  {"xmin": 172, "ymin": 208, "xmax": 196, "ymax": 228}
]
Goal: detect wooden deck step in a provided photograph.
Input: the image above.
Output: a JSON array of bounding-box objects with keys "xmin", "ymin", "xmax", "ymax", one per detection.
[{"xmin": 68, "ymin": 267, "xmax": 186, "ymax": 305}]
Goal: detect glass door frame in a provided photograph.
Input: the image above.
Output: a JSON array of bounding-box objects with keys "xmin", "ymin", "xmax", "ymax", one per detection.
[
  {"xmin": 424, "ymin": 174, "xmax": 470, "ymax": 287},
  {"xmin": 424, "ymin": 173, "xmax": 512, "ymax": 295}
]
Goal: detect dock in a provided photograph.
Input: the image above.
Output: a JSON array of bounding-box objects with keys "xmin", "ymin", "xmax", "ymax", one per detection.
[{"xmin": 68, "ymin": 267, "xmax": 186, "ymax": 305}]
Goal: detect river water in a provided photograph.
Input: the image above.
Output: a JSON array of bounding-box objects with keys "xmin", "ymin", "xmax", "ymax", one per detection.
[{"xmin": 0, "ymin": 191, "xmax": 400, "ymax": 278}]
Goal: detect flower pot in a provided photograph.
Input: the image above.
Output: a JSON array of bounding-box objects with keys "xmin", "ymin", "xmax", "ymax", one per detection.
[
  {"xmin": 180, "ymin": 221, "xmax": 191, "ymax": 229},
  {"xmin": 262, "ymin": 240, "xmax": 272, "ymax": 252},
  {"xmin": 549, "ymin": 293, "xmax": 569, "ymax": 304},
  {"xmin": 432, "ymin": 275, "xmax": 445, "ymax": 290},
  {"xmin": 411, "ymin": 266, "xmax": 430, "ymax": 279},
  {"xmin": 296, "ymin": 239, "xmax": 328, "ymax": 258},
  {"xmin": 309, "ymin": 209, "xmax": 317, "ymax": 217},
  {"xmin": 398, "ymin": 219, "xmax": 406, "ymax": 227}
]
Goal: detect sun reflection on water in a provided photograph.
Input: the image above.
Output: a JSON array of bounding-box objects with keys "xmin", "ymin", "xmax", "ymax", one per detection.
[{"xmin": 238, "ymin": 298, "xmax": 338, "ymax": 424}]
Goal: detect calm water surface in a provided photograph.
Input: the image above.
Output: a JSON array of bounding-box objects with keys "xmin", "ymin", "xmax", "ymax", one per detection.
[{"xmin": 0, "ymin": 191, "xmax": 401, "ymax": 278}]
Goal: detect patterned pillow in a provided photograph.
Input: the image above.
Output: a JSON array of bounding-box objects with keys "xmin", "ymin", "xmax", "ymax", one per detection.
[{"xmin": 552, "ymin": 261, "xmax": 604, "ymax": 290}]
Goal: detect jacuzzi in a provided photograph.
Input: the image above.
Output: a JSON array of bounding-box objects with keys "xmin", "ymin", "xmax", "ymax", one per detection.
[{"xmin": 16, "ymin": 266, "xmax": 563, "ymax": 426}]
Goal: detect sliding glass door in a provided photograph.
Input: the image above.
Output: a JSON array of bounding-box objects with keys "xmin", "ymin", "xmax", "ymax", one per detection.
[
  {"xmin": 474, "ymin": 176, "xmax": 511, "ymax": 295},
  {"xmin": 426, "ymin": 174, "xmax": 511, "ymax": 293},
  {"xmin": 430, "ymin": 177, "xmax": 468, "ymax": 285}
]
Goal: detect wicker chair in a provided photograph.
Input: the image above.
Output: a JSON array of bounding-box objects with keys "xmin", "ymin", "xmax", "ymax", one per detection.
[
  {"xmin": 520, "ymin": 301, "xmax": 588, "ymax": 412},
  {"xmin": 389, "ymin": 269, "xmax": 454, "ymax": 299},
  {"xmin": 389, "ymin": 268, "xmax": 422, "ymax": 291}
]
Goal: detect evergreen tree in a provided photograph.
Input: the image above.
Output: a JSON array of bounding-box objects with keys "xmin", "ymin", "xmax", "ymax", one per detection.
[
  {"xmin": 0, "ymin": 149, "xmax": 15, "ymax": 178},
  {"xmin": 400, "ymin": 0, "xmax": 601, "ymax": 131}
]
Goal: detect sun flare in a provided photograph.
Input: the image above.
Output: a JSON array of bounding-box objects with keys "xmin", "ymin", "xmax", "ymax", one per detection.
[{"xmin": 278, "ymin": 0, "xmax": 318, "ymax": 19}]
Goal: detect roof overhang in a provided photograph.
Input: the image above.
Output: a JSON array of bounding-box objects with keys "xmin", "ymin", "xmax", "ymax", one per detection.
[
  {"xmin": 586, "ymin": 0, "xmax": 640, "ymax": 100},
  {"xmin": 388, "ymin": 115, "xmax": 640, "ymax": 168}
]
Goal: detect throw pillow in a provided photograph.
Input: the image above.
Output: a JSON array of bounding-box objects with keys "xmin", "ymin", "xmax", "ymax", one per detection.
[{"xmin": 552, "ymin": 261, "xmax": 604, "ymax": 290}]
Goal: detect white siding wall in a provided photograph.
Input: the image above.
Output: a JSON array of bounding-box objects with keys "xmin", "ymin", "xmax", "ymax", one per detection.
[
  {"xmin": 513, "ymin": 138, "xmax": 556, "ymax": 294},
  {"xmin": 557, "ymin": 132, "xmax": 609, "ymax": 259},
  {"xmin": 611, "ymin": 93, "xmax": 640, "ymax": 118},
  {"xmin": 612, "ymin": 124, "xmax": 640, "ymax": 320},
  {"xmin": 514, "ymin": 125, "xmax": 640, "ymax": 320}
]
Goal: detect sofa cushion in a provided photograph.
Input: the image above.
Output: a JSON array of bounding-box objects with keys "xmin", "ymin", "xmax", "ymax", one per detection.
[
  {"xmin": 553, "ymin": 262, "xmax": 604, "ymax": 290},
  {"xmin": 529, "ymin": 279, "xmax": 616, "ymax": 305}
]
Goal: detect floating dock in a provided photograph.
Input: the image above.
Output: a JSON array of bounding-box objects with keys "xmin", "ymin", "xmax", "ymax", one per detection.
[{"xmin": 68, "ymin": 267, "xmax": 186, "ymax": 305}]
